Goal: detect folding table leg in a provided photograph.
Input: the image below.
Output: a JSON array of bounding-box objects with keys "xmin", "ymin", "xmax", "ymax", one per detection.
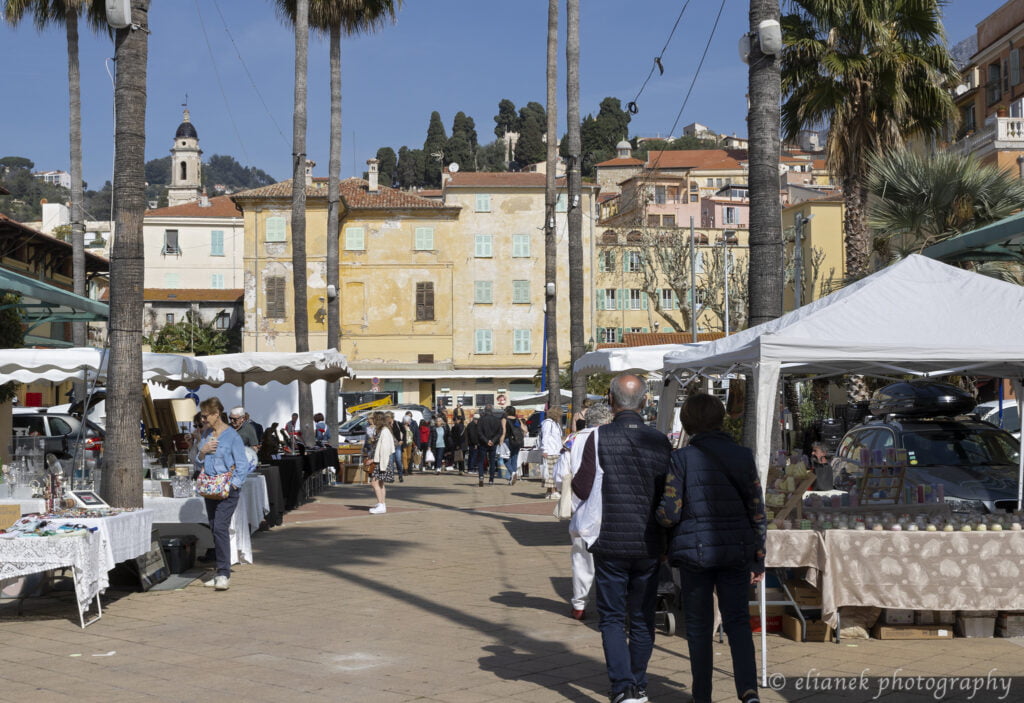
[{"xmin": 72, "ymin": 572, "xmax": 102, "ymax": 628}]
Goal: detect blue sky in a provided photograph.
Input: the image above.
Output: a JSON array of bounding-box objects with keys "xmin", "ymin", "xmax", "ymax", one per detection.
[{"xmin": 0, "ymin": 0, "xmax": 1008, "ymax": 191}]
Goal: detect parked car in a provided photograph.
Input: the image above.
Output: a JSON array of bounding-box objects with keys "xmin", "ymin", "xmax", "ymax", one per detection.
[
  {"xmin": 11, "ymin": 408, "xmax": 105, "ymax": 474},
  {"xmin": 973, "ymin": 400, "xmax": 1021, "ymax": 438},
  {"xmin": 831, "ymin": 382, "xmax": 1021, "ymax": 514},
  {"xmin": 337, "ymin": 406, "xmax": 433, "ymax": 444}
]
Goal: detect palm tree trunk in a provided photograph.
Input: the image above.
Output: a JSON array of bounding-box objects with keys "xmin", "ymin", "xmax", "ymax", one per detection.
[
  {"xmin": 291, "ymin": 0, "xmax": 314, "ymax": 441},
  {"xmin": 742, "ymin": 0, "xmax": 783, "ymax": 450},
  {"xmin": 105, "ymin": 0, "xmax": 149, "ymax": 507},
  {"xmin": 324, "ymin": 21, "xmax": 341, "ymax": 445},
  {"xmin": 842, "ymin": 175, "xmax": 870, "ymax": 280},
  {"xmin": 566, "ymin": 0, "xmax": 585, "ymax": 418},
  {"xmin": 66, "ymin": 7, "xmax": 86, "ymax": 350},
  {"xmin": 543, "ymin": 0, "xmax": 560, "ymax": 410}
]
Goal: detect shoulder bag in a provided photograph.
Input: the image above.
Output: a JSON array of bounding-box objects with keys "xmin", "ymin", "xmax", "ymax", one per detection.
[{"xmin": 197, "ymin": 468, "xmax": 233, "ymax": 500}]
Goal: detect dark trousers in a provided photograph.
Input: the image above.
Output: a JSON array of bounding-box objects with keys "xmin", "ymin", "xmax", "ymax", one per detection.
[
  {"xmin": 679, "ymin": 564, "xmax": 758, "ymax": 702},
  {"xmin": 594, "ymin": 555, "xmax": 660, "ymax": 696},
  {"xmin": 479, "ymin": 443, "xmax": 498, "ymax": 482},
  {"xmin": 204, "ymin": 486, "xmax": 241, "ymax": 578}
]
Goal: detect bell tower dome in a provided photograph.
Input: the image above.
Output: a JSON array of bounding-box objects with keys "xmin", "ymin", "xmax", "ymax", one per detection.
[{"xmin": 167, "ymin": 108, "xmax": 203, "ymax": 207}]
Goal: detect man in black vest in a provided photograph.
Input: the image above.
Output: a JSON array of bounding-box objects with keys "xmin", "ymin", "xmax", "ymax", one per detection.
[{"xmin": 590, "ymin": 373, "xmax": 671, "ymax": 703}]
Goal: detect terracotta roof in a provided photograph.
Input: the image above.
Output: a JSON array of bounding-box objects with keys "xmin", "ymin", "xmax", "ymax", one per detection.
[
  {"xmin": 232, "ymin": 178, "xmax": 453, "ymax": 210},
  {"xmin": 595, "ymin": 157, "xmax": 644, "ymax": 167},
  {"xmin": 146, "ymin": 195, "xmax": 241, "ymax": 218},
  {"xmin": 0, "ymin": 213, "xmax": 109, "ymax": 270},
  {"xmin": 597, "ymin": 193, "xmax": 619, "ymax": 203},
  {"xmin": 644, "ymin": 149, "xmax": 746, "ymax": 171},
  {"xmin": 144, "ymin": 288, "xmax": 243, "ymax": 303},
  {"xmin": 621, "ymin": 332, "xmax": 725, "ymax": 346},
  {"xmin": 446, "ymin": 172, "xmax": 564, "ymax": 188}
]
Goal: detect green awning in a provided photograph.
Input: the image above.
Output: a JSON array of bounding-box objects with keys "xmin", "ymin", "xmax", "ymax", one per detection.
[
  {"xmin": 921, "ymin": 211, "xmax": 1024, "ymax": 263},
  {"xmin": 0, "ymin": 268, "xmax": 109, "ymax": 341}
]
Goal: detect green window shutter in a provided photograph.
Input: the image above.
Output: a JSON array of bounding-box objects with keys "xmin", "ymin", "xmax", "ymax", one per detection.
[
  {"xmin": 596, "ymin": 289, "xmax": 605, "ymax": 310},
  {"xmin": 642, "ymin": 327, "xmax": 649, "ymax": 333},
  {"xmin": 210, "ymin": 230, "xmax": 224, "ymax": 256},
  {"xmin": 616, "ymin": 327, "xmax": 623, "ymax": 342},
  {"xmin": 641, "ymin": 292, "xmax": 648, "ymax": 310},
  {"xmin": 622, "ymin": 254, "xmax": 629, "ymax": 272},
  {"xmin": 618, "ymin": 289, "xmax": 627, "ymax": 310}
]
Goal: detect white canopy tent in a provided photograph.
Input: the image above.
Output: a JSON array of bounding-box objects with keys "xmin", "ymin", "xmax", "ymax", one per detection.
[
  {"xmin": 164, "ymin": 350, "xmax": 350, "ymax": 391},
  {"xmin": 660, "ymin": 255, "xmax": 1024, "ymax": 684},
  {"xmin": 0, "ymin": 347, "xmax": 210, "ymax": 386}
]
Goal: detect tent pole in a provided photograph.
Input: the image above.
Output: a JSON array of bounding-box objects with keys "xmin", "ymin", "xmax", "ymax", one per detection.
[{"xmin": 1014, "ymin": 378, "xmax": 1024, "ymax": 512}]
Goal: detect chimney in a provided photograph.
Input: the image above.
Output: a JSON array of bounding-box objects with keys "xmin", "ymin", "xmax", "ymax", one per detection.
[
  {"xmin": 304, "ymin": 159, "xmax": 316, "ymax": 187},
  {"xmin": 367, "ymin": 158, "xmax": 379, "ymax": 193},
  {"xmin": 199, "ymin": 188, "xmax": 210, "ymax": 207}
]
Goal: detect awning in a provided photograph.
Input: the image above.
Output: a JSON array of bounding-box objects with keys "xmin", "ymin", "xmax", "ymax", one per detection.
[
  {"xmin": 0, "ymin": 267, "xmax": 109, "ymax": 342},
  {"xmin": 349, "ymin": 367, "xmax": 539, "ymax": 380},
  {"xmin": 921, "ymin": 210, "xmax": 1024, "ymax": 263}
]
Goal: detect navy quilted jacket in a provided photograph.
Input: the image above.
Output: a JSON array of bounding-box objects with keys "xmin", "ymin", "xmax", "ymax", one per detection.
[
  {"xmin": 590, "ymin": 410, "xmax": 672, "ymax": 559},
  {"xmin": 657, "ymin": 431, "xmax": 767, "ymax": 573}
]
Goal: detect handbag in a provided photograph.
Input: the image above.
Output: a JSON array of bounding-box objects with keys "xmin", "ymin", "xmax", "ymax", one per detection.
[
  {"xmin": 197, "ymin": 469, "xmax": 233, "ymax": 500},
  {"xmin": 553, "ymin": 473, "xmax": 574, "ymax": 520},
  {"xmin": 424, "ymin": 448, "xmax": 435, "ymax": 464}
]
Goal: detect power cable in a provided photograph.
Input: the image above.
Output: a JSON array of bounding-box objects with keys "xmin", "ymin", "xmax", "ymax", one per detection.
[
  {"xmin": 195, "ymin": 0, "xmax": 251, "ymax": 164},
  {"xmin": 626, "ymin": 0, "xmax": 692, "ymax": 115}
]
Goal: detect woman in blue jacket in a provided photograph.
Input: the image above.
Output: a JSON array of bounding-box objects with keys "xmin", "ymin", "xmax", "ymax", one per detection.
[
  {"xmin": 657, "ymin": 393, "xmax": 766, "ymax": 703},
  {"xmin": 195, "ymin": 396, "xmax": 252, "ymax": 592}
]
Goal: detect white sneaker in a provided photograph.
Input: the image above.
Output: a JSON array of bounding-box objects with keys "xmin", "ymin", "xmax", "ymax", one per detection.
[
  {"xmin": 203, "ymin": 577, "xmax": 217, "ymax": 588},
  {"xmin": 549, "ymin": 491, "xmax": 561, "ymax": 500},
  {"xmin": 214, "ymin": 575, "xmax": 230, "ymax": 591},
  {"xmin": 369, "ymin": 503, "xmax": 387, "ymax": 514},
  {"xmin": 510, "ymin": 472, "xmax": 519, "ymax": 485}
]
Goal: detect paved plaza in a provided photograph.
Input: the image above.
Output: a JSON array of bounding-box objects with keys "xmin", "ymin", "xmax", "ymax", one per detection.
[{"xmin": 1, "ymin": 474, "xmax": 1022, "ymax": 702}]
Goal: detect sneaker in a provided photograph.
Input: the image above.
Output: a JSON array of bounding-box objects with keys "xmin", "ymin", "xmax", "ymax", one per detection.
[
  {"xmin": 510, "ymin": 471, "xmax": 518, "ymax": 485},
  {"xmin": 635, "ymin": 687, "xmax": 649, "ymax": 703},
  {"xmin": 203, "ymin": 577, "xmax": 218, "ymax": 588},
  {"xmin": 478, "ymin": 479, "xmax": 484, "ymax": 487},
  {"xmin": 740, "ymin": 692, "xmax": 759, "ymax": 703},
  {"xmin": 214, "ymin": 575, "xmax": 230, "ymax": 591},
  {"xmin": 609, "ymin": 688, "xmax": 642, "ymax": 703},
  {"xmin": 548, "ymin": 491, "xmax": 561, "ymax": 500},
  {"xmin": 369, "ymin": 503, "xmax": 387, "ymax": 514}
]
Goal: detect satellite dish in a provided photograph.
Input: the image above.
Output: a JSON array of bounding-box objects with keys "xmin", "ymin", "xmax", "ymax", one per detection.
[{"xmin": 448, "ymin": 162, "xmax": 460, "ymax": 173}]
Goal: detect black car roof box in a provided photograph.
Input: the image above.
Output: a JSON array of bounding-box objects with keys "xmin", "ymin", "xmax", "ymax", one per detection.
[{"xmin": 869, "ymin": 380, "xmax": 975, "ymax": 418}]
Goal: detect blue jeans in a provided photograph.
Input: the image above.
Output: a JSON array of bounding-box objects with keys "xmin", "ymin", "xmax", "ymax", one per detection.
[
  {"xmin": 204, "ymin": 486, "xmax": 241, "ymax": 578},
  {"xmin": 506, "ymin": 447, "xmax": 521, "ymax": 478},
  {"xmin": 679, "ymin": 564, "xmax": 757, "ymax": 702},
  {"xmin": 594, "ymin": 555, "xmax": 660, "ymax": 696},
  {"xmin": 392, "ymin": 447, "xmax": 404, "ymax": 476}
]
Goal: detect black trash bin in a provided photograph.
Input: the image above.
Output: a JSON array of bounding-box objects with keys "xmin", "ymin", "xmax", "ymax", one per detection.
[{"xmin": 159, "ymin": 535, "xmax": 198, "ymax": 574}]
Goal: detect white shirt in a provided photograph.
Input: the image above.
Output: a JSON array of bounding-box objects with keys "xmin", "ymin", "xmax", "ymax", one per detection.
[{"xmin": 539, "ymin": 417, "xmax": 563, "ymax": 456}]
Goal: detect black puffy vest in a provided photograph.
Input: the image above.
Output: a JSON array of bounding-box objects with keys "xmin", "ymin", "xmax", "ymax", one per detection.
[
  {"xmin": 665, "ymin": 432, "xmax": 759, "ymax": 571},
  {"xmin": 591, "ymin": 411, "xmax": 672, "ymax": 559}
]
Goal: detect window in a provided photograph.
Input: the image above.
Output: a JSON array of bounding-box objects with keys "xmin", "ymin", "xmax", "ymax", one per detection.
[
  {"xmin": 265, "ymin": 275, "xmax": 287, "ymax": 318},
  {"xmin": 165, "ymin": 313, "xmax": 175, "ymax": 325},
  {"xmin": 1012, "ymin": 49, "xmax": 1022, "ymax": 87},
  {"xmin": 646, "ymin": 214, "xmax": 660, "ymax": 227},
  {"xmin": 716, "ymin": 178, "xmax": 724, "ymax": 187},
  {"xmin": 624, "ymin": 251, "xmax": 642, "ymax": 272},
  {"xmin": 705, "ymin": 178, "xmax": 713, "ymax": 187},
  {"xmin": 210, "ymin": 230, "xmax": 224, "ymax": 256},
  {"xmin": 512, "ymin": 233, "xmax": 530, "ymax": 258},
  {"xmin": 475, "ymin": 329, "xmax": 493, "ymax": 354},
  {"xmin": 512, "ymin": 280, "xmax": 529, "ymax": 303},
  {"xmin": 474, "ymin": 280, "xmax": 493, "ymax": 304},
  {"xmin": 654, "ymin": 185, "xmax": 667, "ymax": 204},
  {"xmin": 416, "ymin": 282, "xmax": 434, "ymax": 320},
  {"xmin": 628, "ymin": 327, "xmax": 645, "ymax": 334},
  {"xmin": 265, "ymin": 216, "xmax": 286, "ymax": 242},
  {"xmin": 162, "ymin": 229, "xmax": 180, "ymax": 255},
  {"xmin": 689, "ymin": 193, "xmax": 699, "ymax": 203},
  {"xmin": 988, "ymin": 62, "xmax": 1002, "ymax": 105},
  {"xmin": 344, "ymin": 227, "xmax": 365, "ymax": 251},
  {"xmin": 597, "ymin": 327, "xmax": 623, "ymax": 343},
  {"xmin": 179, "ymin": 161, "xmax": 187, "ymax": 181},
  {"xmin": 600, "ymin": 288, "xmax": 617, "ymax": 310},
  {"xmin": 598, "ymin": 250, "xmax": 615, "ymax": 272},
  {"xmin": 475, "ymin": 234, "xmax": 493, "ymax": 257},
  {"xmin": 164, "ymin": 273, "xmax": 179, "ymax": 288},
  {"xmin": 211, "ymin": 273, "xmax": 224, "ymax": 289},
  {"xmin": 629, "ymin": 289, "xmax": 646, "ymax": 310},
  {"xmin": 694, "ymin": 250, "xmax": 705, "ymax": 274},
  {"xmin": 667, "ymin": 186, "xmax": 679, "ymax": 202},
  {"xmin": 475, "ymin": 393, "xmax": 495, "ymax": 406},
  {"xmin": 215, "ymin": 312, "xmax": 231, "ymax": 330},
  {"xmin": 475, "ymin": 194, "xmax": 491, "ymax": 212},
  {"xmin": 724, "ymin": 206, "xmax": 739, "ymax": 225},
  {"xmin": 662, "ymin": 214, "xmax": 676, "ymax": 227},
  {"xmin": 660, "ymin": 288, "xmax": 677, "ymax": 310},
  {"xmin": 414, "ymin": 226, "xmax": 434, "ymax": 250},
  {"xmin": 513, "ymin": 329, "xmax": 531, "ymax": 354},
  {"xmin": 49, "ymin": 417, "xmax": 73, "ymax": 435},
  {"xmin": 556, "ymin": 193, "xmax": 568, "ymax": 212}
]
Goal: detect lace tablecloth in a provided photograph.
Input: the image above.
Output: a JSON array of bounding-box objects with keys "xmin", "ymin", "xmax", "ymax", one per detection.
[
  {"xmin": 143, "ymin": 475, "xmax": 268, "ymax": 564},
  {"xmin": 0, "ymin": 531, "xmax": 104, "ymax": 613}
]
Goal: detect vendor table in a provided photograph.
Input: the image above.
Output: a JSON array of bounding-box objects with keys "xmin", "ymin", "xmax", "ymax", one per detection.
[
  {"xmin": 271, "ymin": 455, "xmax": 304, "ymax": 510},
  {"xmin": 254, "ymin": 465, "xmax": 284, "ymax": 527},
  {"xmin": 143, "ymin": 474, "xmax": 269, "ymax": 564},
  {"xmin": 0, "ymin": 531, "xmax": 104, "ymax": 627},
  {"xmin": 766, "ymin": 529, "xmax": 1024, "ymax": 629}
]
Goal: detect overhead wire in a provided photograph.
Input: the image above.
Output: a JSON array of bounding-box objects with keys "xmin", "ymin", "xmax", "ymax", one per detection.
[
  {"xmin": 195, "ymin": 0, "xmax": 251, "ymax": 165},
  {"xmin": 626, "ymin": 0, "xmax": 692, "ymax": 115}
]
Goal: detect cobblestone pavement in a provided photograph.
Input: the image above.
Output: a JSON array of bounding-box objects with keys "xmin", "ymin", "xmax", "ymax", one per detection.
[{"xmin": 1, "ymin": 473, "xmax": 1022, "ymax": 702}]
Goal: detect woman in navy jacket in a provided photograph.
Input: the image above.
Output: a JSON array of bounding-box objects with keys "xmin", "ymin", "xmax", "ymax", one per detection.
[{"xmin": 657, "ymin": 393, "xmax": 766, "ymax": 703}]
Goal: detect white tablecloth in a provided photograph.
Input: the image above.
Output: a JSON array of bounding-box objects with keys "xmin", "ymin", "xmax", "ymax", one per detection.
[
  {"xmin": 0, "ymin": 531, "xmax": 104, "ymax": 613},
  {"xmin": 57, "ymin": 510, "xmax": 154, "ymax": 575},
  {"xmin": 143, "ymin": 475, "xmax": 268, "ymax": 565}
]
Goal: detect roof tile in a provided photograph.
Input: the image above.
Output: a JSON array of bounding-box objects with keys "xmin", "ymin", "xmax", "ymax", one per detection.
[
  {"xmin": 146, "ymin": 194, "xmax": 241, "ymax": 218},
  {"xmin": 232, "ymin": 178, "xmax": 453, "ymax": 210}
]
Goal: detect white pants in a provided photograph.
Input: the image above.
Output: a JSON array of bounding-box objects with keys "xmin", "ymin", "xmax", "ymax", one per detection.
[{"xmin": 570, "ymin": 535, "xmax": 595, "ymax": 610}]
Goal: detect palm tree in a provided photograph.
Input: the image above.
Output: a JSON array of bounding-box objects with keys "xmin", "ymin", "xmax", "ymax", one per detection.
[
  {"xmin": 543, "ymin": 0, "xmax": 560, "ymax": 411},
  {"xmin": 4, "ymin": 0, "xmax": 105, "ymax": 350},
  {"xmin": 565, "ymin": 0, "xmax": 585, "ymax": 420},
  {"xmin": 277, "ymin": 0, "xmax": 402, "ymax": 446},
  {"xmin": 781, "ymin": 0, "xmax": 959, "ymax": 281},
  {"xmin": 743, "ymin": 0, "xmax": 784, "ymax": 448},
  {"xmin": 867, "ymin": 149, "xmax": 1024, "ymax": 259},
  {"xmin": 105, "ymin": 0, "xmax": 149, "ymax": 507}
]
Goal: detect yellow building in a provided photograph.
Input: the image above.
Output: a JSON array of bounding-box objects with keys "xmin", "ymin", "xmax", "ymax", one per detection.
[
  {"xmin": 781, "ymin": 198, "xmax": 845, "ymax": 311},
  {"xmin": 231, "ymin": 166, "xmax": 596, "ymax": 409}
]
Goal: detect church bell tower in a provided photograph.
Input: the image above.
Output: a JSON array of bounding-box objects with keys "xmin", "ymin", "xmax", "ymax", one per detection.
[{"xmin": 167, "ymin": 108, "xmax": 203, "ymax": 207}]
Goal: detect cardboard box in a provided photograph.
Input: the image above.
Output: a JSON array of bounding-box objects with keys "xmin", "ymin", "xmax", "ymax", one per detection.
[
  {"xmin": 750, "ymin": 614, "xmax": 783, "ymax": 633},
  {"xmin": 0, "ymin": 504, "xmax": 20, "ymax": 529},
  {"xmin": 784, "ymin": 581, "xmax": 821, "ymax": 606},
  {"xmin": 872, "ymin": 624, "xmax": 954, "ymax": 640},
  {"xmin": 781, "ymin": 614, "xmax": 832, "ymax": 642},
  {"xmin": 957, "ymin": 616, "xmax": 995, "ymax": 638},
  {"xmin": 882, "ymin": 608, "xmax": 916, "ymax": 625}
]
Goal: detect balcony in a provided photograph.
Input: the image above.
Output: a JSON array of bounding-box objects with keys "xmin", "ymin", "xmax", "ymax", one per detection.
[{"xmin": 949, "ymin": 116, "xmax": 1024, "ymax": 159}]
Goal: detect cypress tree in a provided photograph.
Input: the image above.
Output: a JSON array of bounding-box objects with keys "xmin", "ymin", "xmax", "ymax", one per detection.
[{"xmin": 422, "ymin": 111, "xmax": 448, "ymax": 187}]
